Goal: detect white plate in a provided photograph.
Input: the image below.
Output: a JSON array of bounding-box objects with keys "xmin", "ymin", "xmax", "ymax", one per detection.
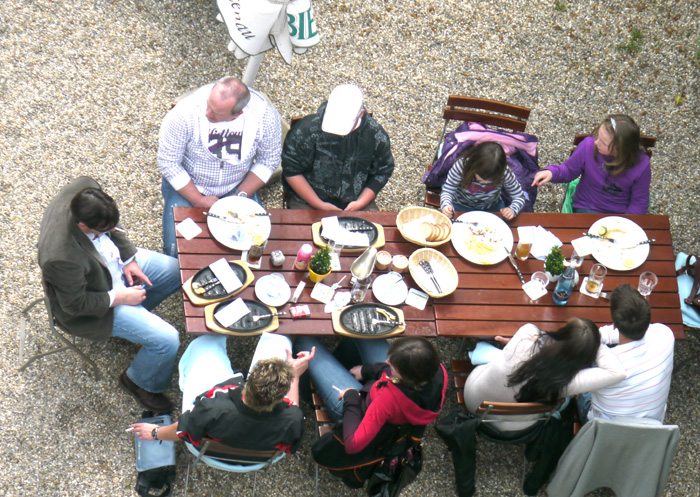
[
  {"xmin": 372, "ymin": 272, "xmax": 409, "ymax": 306},
  {"xmin": 254, "ymin": 273, "xmax": 291, "ymax": 307},
  {"xmin": 588, "ymin": 217, "xmax": 650, "ymax": 271},
  {"xmin": 450, "ymin": 211, "xmax": 514, "ymax": 265},
  {"xmin": 207, "ymin": 196, "xmax": 271, "ymax": 251}
]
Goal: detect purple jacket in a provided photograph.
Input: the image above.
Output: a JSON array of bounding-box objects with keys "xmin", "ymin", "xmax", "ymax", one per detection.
[{"xmin": 546, "ymin": 137, "xmax": 651, "ymax": 214}]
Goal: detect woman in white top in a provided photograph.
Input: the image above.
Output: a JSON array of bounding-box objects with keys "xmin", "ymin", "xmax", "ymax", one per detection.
[{"xmin": 464, "ymin": 319, "xmax": 625, "ymax": 430}]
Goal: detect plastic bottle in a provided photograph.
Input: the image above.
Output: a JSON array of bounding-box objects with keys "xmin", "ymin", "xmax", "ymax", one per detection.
[
  {"xmin": 552, "ymin": 265, "xmax": 576, "ymax": 305},
  {"xmin": 293, "ymin": 243, "xmax": 313, "ymax": 270}
]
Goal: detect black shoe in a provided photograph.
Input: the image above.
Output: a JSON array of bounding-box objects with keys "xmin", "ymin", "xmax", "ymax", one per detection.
[{"xmin": 119, "ymin": 371, "xmax": 173, "ymax": 413}]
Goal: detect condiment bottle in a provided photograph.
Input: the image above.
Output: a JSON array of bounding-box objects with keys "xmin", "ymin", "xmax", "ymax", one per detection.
[
  {"xmin": 552, "ymin": 265, "xmax": 576, "ymax": 305},
  {"xmin": 294, "ymin": 243, "xmax": 313, "ymax": 270},
  {"xmin": 247, "ymin": 234, "xmax": 266, "ymax": 264}
]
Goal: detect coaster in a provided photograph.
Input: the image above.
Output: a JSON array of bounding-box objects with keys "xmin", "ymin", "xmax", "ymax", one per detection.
[
  {"xmin": 522, "ymin": 280, "xmax": 547, "ymax": 300},
  {"xmin": 241, "ymin": 250, "xmax": 262, "ymax": 269},
  {"xmin": 580, "ymin": 277, "xmax": 603, "ymax": 298},
  {"xmin": 310, "ymin": 282, "xmax": 334, "ymax": 304},
  {"xmin": 176, "ymin": 218, "xmax": 202, "ymax": 240}
]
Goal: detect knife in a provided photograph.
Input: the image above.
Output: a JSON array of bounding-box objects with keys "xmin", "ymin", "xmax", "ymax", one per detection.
[
  {"xmin": 205, "ymin": 211, "xmax": 270, "ymax": 222},
  {"xmin": 583, "ymin": 232, "xmax": 616, "ymax": 242},
  {"xmin": 504, "ymin": 248, "xmax": 526, "ymax": 284}
]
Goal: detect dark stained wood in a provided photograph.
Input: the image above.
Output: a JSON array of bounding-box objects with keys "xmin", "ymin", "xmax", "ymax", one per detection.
[{"xmin": 175, "ymin": 209, "xmax": 684, "ymax": 339}]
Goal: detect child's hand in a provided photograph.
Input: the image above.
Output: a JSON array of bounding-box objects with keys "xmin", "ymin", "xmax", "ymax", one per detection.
[
  {"xmin": 500, "ymin": 208, "xmax": 515, "ymax": 220},
  {"xmin": 442, "ymin": 206, "xmax": 454, "ymax": 218}
]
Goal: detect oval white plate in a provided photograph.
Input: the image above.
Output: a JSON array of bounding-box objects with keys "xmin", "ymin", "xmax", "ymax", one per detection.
[
  {"xmin": 372, "ymin": 272, "xmax": 408, "ymax": 306},
  {"xmin": 207, "ymin": 196, "xmax": 271, "ymax": 251},
  {"xmin": 254, "ymin": 273, "xmax": 291, "ymax": 307},
  {"xmin": 588, "ymin": 216, "xmax": 649, "ymax": 271},
  {"xmin": 450, "ymin": 211, "xmax": 513, "ymax": 265}
]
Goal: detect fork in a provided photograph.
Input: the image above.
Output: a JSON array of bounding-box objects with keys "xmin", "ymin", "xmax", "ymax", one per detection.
[
  {"xmin": 419, "ymin": 260, "xmax": 442, "ymax": 293},
  {"xmin": 252, "ymin": 311, "xmax": 287, "ymax": 322}
]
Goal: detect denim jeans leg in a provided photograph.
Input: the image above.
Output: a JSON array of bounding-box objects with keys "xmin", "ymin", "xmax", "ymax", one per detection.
[
  {"xmin": 162, "ymin": 178, "xmax": 194, "ymax": 257},
  {"xmin": 179, "ymin": 334, "xmax": 236, "ymax": 410},
  {"xmin": 134, "ymin": 249, "xmax": 181, "ymax": 311},
  {"xmin": 112, "ymin": 304, "xmax": 180, "ymax": 392},
  {"xmin": 576, "ymin": 392, "xmax": 592, "ymax": 424},
  {"xmin": 294, "ymin": 336, "xmax": 361, "ymax": 422},
  {"xmin": 334, "ymin": 338, "xmax": 389, "ymax": 369}
]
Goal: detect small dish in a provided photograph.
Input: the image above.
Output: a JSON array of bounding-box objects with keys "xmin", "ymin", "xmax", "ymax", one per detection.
[
  {"xmin": 254, "ymin": 273, "xmax": 292, "ymax": 306},
  {"xmin": 372, "ymin": 272, "xmax": 408, "ymax": 306}
]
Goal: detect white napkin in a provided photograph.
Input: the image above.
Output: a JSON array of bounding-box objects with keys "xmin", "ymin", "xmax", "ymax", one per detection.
[
  {"xmin": 176, "ymin": 218, "xmax": 202, "ymax": 240},
  {"xmin": 209, "ymin": 258, "xmax": 243, "ymax": 294},
  {"xmin": 214, "ymin": 298, "xmax": 251, "ymax": 328},
  {"xmin": 530, "ymin": 226, "xmax": 563, "ymax": 260},
  {"xmin": 413, "ymin": 261, "xmax": 450, "ymax": 294}
]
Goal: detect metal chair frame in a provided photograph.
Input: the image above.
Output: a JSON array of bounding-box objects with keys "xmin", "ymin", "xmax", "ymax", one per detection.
[{"xmin": 18, "ymin": 282, "xmax": 101, "ymax": 380}]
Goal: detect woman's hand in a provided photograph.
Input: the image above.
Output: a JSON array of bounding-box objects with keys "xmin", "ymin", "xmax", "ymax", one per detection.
[
  {"xmin": 494, "ymin": 335, "xmax": 511, "ymax": 344},
  {"xmin": 500, "ymin": 207, "xmax": 515, "ymax": 220},
  {"xmin": 442, "ymin": 206, "xmax": 454, "ymax": 219},
  {"xmin": 338, "ymin": 388, "xmax": 355, "ymax": 400},
  {"xmin": 531, "ymin": 170, "xmax": 553, "ymax": 187},
  {"xmin": 349, "ymin": 365, "xmax": 363, "ymax": 381}
]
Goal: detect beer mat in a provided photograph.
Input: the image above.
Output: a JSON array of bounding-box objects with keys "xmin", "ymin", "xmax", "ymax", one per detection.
[
  {"xmin": 580, "ymin": 277, "xmax": 603, "ymax": 299},
  {"xmin": 183, "ymin": 260, "xmax": 254, "ymax": 306}
]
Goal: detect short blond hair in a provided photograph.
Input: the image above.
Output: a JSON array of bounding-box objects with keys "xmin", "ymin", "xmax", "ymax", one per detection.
[{"xmin": 242, "ymin": 358, "xmax": 294, "ymax": 412}]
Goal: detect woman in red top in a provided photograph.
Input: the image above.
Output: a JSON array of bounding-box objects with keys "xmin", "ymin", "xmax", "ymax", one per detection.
[{"xmin": 294, "ymin": 336, "xmax": 447, "ymax": 454}]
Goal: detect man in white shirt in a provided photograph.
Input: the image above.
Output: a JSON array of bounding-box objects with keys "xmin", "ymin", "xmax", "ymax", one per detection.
[
  {"xmin": 159, "ymin": 77, "xmax": 282, "ymax": 256},
  {"xmin": 578, "ymin": 284, "xmax": 675, "ymax": 422},
  {"xmin": 39, "ymin": 177, "xmax": 181, "ymax": 412}
]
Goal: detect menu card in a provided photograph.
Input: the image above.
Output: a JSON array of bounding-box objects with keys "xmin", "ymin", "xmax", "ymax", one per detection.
[
  {"xmin": 209, "ymin": 258, "xmax": 243, "ymax": 294},
  {"xmin": 214, "ymin": 298, "xmax": 250, "ymax": 328}
]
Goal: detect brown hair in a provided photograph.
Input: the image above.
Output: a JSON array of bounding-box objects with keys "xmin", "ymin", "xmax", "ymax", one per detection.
[
  {"xmin": 387, "ymin": 337, "xmax": 440, "ymax": 391},
  {"xmin": 242, "ymin": 357, "xmax": 294, "ymax": 412},
  {"xmin": 593, "ymin": 114, "xmax": 642, "ymax": 176},
  {"xmin": 458, "ymin": 142, "xmax": 507, "ymax": 189}
]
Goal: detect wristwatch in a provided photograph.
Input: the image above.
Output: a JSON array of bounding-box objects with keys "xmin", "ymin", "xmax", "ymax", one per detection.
[
  {"xmin": 151, "ymin": 427, "xmax": 159, "ymax": 441},
  {"xmin": 237, "ymin": 191, "xmax": 248, "ymax": 198}
]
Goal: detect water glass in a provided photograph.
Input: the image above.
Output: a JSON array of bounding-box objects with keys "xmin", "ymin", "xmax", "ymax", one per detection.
[
  {"xmin": 586, "ymin": 263, "xmax": 607, "ymax": 296},
  {"xmin": 328, "ymin": 238, "xmax": 344, "ymax": 271},
  {"xmin": 350, "ymin": 276, "xmax": 372, "ymax": 303},
  {"xmin": 638, "ymin": 271, "xmax": 658, "ymax": 297},
  {"xmin": 531, "ymin": 271, "xmax": 549, "ymax": 290}
]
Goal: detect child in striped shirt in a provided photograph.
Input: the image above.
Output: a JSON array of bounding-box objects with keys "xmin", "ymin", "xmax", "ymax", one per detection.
[{"xmin": 440, "ymin": 142, "xmax": 526, "ymax": 220}]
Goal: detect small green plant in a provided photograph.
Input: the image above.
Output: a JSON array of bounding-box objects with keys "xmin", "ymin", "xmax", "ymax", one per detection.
[
  {"xmin": 544, "ymin": 246, "xmax": 566, "ymax": 276},
  {"xmin": 309, "ymin": 246, "xmax": 332, "ymax": 275},
  {"xmin": 553, "ymin": 1, "xmax": 567, "ymax": 12},
  {"xmin": 617, "ymin": 28, "xmax": 644, "ymax": 55}
]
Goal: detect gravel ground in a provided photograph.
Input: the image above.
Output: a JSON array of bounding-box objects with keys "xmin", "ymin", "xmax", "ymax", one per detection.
[{"xmin": 1, "ymin": 0, "xmax": 699, "ymax": 496}]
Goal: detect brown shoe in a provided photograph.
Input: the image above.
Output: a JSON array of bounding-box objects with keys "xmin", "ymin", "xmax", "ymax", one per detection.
[{"xmin": 119, "ymin": 371, "xmax": 173, "ymax": 413}]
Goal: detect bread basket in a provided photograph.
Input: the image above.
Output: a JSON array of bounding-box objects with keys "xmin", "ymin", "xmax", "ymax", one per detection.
[
  {"xmin": 408, "ymin": 248, "xmax": 458, "ymax": 298},
  {"xmin": 396, "ymin": 206, "xmax": 452, "ymax": 247}
]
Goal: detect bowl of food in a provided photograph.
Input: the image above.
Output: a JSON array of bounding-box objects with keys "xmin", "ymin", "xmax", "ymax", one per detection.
[{"xmin": 396, "ymin": 206, "xmax": 452, "ymax": 247}]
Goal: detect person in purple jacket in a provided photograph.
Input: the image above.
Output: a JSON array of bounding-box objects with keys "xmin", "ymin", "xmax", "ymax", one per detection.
[{"xmin": 531, "ymin": 115, "xmax": 651, "ymax": 214}]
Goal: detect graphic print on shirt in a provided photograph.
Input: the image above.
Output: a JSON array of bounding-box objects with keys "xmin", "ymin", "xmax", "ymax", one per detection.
[
  {"xmin": 465, "ymin": 180, "xmax": 497, "ymax": 195},
  {"xmin": 209, "ymin": 129, "xmax": 243, "ymax": 160}
]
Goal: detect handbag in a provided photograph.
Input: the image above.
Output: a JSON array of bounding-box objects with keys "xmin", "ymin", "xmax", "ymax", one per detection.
[
  {"xmin": 675, "ymin": 254, "xmax": 700, "ymax": 312},
  {"xmin": 365, "ymin": 444, "xmax": 423, "ymax": 497},
  {"xmin": 133, "ymin": 413, "xmax": 176, "ymax": 497}
]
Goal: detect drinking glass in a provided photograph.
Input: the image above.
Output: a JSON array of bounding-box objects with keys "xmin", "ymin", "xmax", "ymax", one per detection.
[
  {"xmin": 531, "ymin": 271, "xmax": 549, "ymax": 291},
  {"xmin": 328, "ymin": 238, "xmax": 344, "ymax": 271},
  {"xmin": 638, "ymin": 271, "xmax": 658, "ymax": 297},
  {"xmin": 515, "ymin": 226, "xmax": 535, "ymax": 261},
  {"xmin": 569, "ymin": 250, "xmax": 584, "ymax": 269},
  {"xmin": 586, "ymin": 263, "xmax": 607, "ymax": 296},
  {"xmin": 350, "ymin": 276, "xmax": 372, "ymax": 303}
]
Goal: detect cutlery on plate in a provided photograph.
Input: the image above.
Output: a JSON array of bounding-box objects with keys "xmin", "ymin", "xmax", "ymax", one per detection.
[
  {"xmin": 371, "ymin": 318, "xmax": 407, "ymax": 327},
  {"xmin": 453, "ymin": 219, "xmax": 479, "ymax": 226},
  {"xmin": 583, "ymin": 232, "xmax": 616, "ymax": 242},
  {"xmin": 205, "ymin": 211, "xmax": 270, "ymax": 222},
  {"xmin": 504, "ymin": 248, "xmax": 526, "ymax": 284},
  {"xmin": 192, "ymin": 279, "xmax": 221, "ymax": 294},
  {"xmin": 252, "ymin": 311, "xmax": 287, "ymax": 323},
  {"xmin": 621, "ymin": 239, "xmax": 656, "ymax": 249},
  {"xmin": 419, "ymin": 260, "xmax": 442, "ymax": 293}
]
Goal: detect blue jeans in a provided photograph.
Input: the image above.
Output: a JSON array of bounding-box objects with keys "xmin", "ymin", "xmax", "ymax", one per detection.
[
  {"xmin": 111, "ymin": 249, "xmax": 181, "ymax": 393},
  {"xmin": 294, "ymin": 337, "xmax": 390, "ymax": 422},
  {"xmin": 454, "ymin": 198, "xmax": 505, "ymax": 214},
  {"xmin": 576, "ymin": 392, "xmax": 592, "ymax": 424},
  {"xmin": 161, "ymin": 179, "xmax": 263, "ymax": 257}
]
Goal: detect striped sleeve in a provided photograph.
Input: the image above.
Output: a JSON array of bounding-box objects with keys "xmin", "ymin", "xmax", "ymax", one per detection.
[
  {"xmin": 502, "ymin": 166, "xmax": 526, "ymax": 215},
  {"xmin": 440, "ymin": 158, "xmax": 465, "ymax": 211}
]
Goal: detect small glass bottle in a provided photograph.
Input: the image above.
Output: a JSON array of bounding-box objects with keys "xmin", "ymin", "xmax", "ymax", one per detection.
[
  {"xmin": 293, "ymin": 243, "xmax": 313, "ymax": 270},
  {"xmin": 552, "ymin": 265, "xmax": 576, "ymax": 305},
  {"xmin": 350, "ymin": 276, "xmax": 372, "ymax": 303}
]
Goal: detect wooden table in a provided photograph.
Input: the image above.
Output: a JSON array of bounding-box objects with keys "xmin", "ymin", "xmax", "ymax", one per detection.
[{"xmin": 175, "ymin": 208, "xmax": 684, "ymax": 339}]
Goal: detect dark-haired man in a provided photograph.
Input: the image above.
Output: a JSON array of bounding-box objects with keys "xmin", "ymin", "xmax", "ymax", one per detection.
[
  {"xmin": 579, "ymin": 284, "xmax": 674, "ymax": 422},
  {"xmin": 131, "ymin": 334, "xmax": 315, "ymax": 458},
  {"xmin": 38, "ymin": 176, "xmax": 181, "ymax": 412},
  {"xmin": 159, "ymin": 76, "xmax": 282, "ymax": 256}
]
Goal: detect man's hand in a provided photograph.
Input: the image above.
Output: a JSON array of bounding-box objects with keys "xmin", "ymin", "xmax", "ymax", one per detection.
[
  {"xmin": 122, "ymin": 260, "xmax": 152, "ymax": 287},
  {"xmin": 500, "ymin": 207, "xmax": 515, "ymax": 220},
  {"xmin": 320, "ymin": 202, "xmax": 342, "ymax": 211},
  {"xmin": 531, "ymin": 170, "xmax": 553, "ymax": 187},
  {"xmin": 286, "ymin": 347, "xmax": 316, "ymax": 377},
  {"xmin": 349, "ymin": 365, "xmax": 363, "ymax": 381},
  {"xmin": 113, "ymin": 287, "xmax": 147, "ymax": 307},
  {"xmin": 344, "ymin": 201, "xmax": 364, "ymax": 212},
  {"xmin": 131, "ymin": 422, "xmax": 159, "ymax": 441}
]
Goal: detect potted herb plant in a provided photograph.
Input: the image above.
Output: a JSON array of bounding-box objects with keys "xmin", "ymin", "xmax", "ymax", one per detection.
[
  {"xmin": 544, "ymin": 246, "xmax": 565, "ymax": 282},
  {"xmin": 309, "ymin": 246, "xmax": 332, "ymax": 283}
]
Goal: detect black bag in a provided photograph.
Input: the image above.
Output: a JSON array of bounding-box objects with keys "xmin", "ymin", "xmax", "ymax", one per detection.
[
  {"xmin": 676, "ymin": 254, "xmax": 700, "ymax": 312},
  {"xmin": 365, "ymin": 444, "xmax": 423, "ymax": 497},
  {"xmin": 312, "ymin": 423, "xmax": 424, "ymax": 490},
  {"xmin": 133, "ymin": 413, "xmax": 176, "ymax": 497}
]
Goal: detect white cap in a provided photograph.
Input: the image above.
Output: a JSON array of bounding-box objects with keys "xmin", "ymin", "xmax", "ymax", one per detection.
[{"xmin": 321, "ymin": 84, "xmax": 364, "ymax": 136}]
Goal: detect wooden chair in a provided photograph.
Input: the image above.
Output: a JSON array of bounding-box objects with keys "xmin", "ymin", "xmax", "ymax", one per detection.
[
  {"xmin": 560, "ymin": 134, "xmax": 656, "ymax": 213},
  {"xmin": 424, "ymin": 96, "xmax": 531, "ymax": 207},
  {"xmin": 184, "ymin": 437, "xmax": 284, "ymax": 496},
  {"xmin": 19, "ymin": 279, "xmax": 101, "ymax": 380},
  {"xmin": 452, "ymin": 359, "xmax": 561, "ymax": 484},
  {"xmin": 309, "ymin": 380, "xmax": 334, "ymax": 496}
]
